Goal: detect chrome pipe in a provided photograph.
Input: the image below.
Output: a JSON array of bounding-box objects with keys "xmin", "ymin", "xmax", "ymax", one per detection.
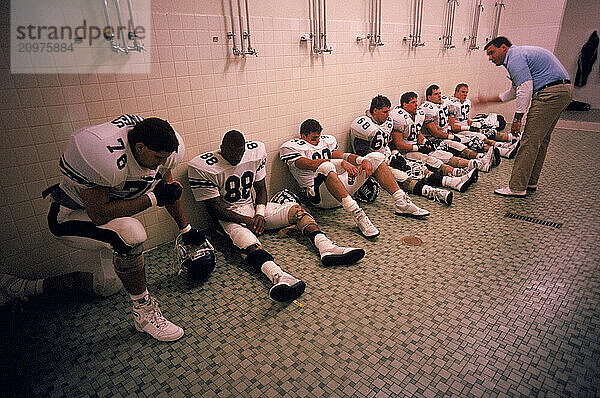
[
  {"xmin": 228, "ymin": 0, "xmax": 239, "ymax": 55},
  {"xmin": 236, "ymin": 0, "xmax": 245, "ymax": 54},
  {"xmin": 113, "ymin": 0, "xmax": 129, "ymax": 51},
  {"xmin": 244, "ymin": 0, "xmax": 255, "ymax": 54},
  {"xmin": 125, "ymin": 0, "xmax": 138, "ymax": 46},
  {"xmin": 322, "ymin": 0, "xmax": 328, "ymax": 50}
]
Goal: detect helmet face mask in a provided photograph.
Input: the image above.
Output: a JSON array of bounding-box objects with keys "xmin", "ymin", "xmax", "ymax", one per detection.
[
  {"xmin": 354, "ymin": 176, "xmax": 380, "ymax": 203},
  {"xmin": 175, "ymin": 234, "xmax": 216, "ymax": 282}
]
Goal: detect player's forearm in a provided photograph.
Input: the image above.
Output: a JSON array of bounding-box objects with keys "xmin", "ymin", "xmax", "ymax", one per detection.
[
  {"xmin": 165, "ymin": 199, "xmax": 188, "ymax": 230},
  {"xmin": 424, "ymin": 123, "xmax": 447, "ymax": 139},
  {"xmin": 295, "ymin": 157, "xmax": 330, "ymax": 172},
  {"xmin": 86, "ymin": 196, "xmax": 151, "ymax": 226}
]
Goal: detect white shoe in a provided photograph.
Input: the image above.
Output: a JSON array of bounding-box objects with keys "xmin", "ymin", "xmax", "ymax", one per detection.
[
  {"xmin": 499, "ymin": 140, "xmax": 520, "ymax": 159},
  {"xmin": 494, "ymin": 186, "xmax": 526, "ymax": 197},
  {"xmin": 444, "ymin": 168, "xmax": 478, "ymax": 192},
  {"xmin": 352, "ymin": 209, "xmax": 380, "ymax": 237},
  {"xmin": 93, "ymin": 260, "xmax": 123, "ymax": 297},
  {"xmin": 319, "ymin": 241, "xmax": 365, "ymax": 266},
  {"xmin": 473, "ymin": 148, "xmax": 493, "ymax": 172},
  {"xmin": 422, "ymin": 185, "xmax": 453, "ymax": 205},
  {"xmin": 395, "ymin": 191, "xmax": 430, "ymax": 218},
  {"xmin": 133, "ymin": 296, "xmax": 184, "ymax": 342},
  {"xmin": 269, "ymin": 272, "xmax": 306, "ymax": 302}
]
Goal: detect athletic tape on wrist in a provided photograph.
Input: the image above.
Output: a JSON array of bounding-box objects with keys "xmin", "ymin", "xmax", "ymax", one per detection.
[
  {"xmin": 146, "ymin": 192, "xmax": 157, "ymax": 207},
  {"xmin": 413, "ymin": 145, "xmax": 419, "ymax": 152},
  {"xmin": 461, "ymin": 125, "xmax": 470, "ymax": 131},
  {"xmin": 180, "ymin": 224, "xmax": 192, "ymax": 234},
  {"xmin": 355, "ymin": 156, "xmax": 365, "ymax": 164},
  {"xmin": 342, "ymin": 153, "xmax": 351, "ymax": 161},
  {"xmin": 255, "ymin": 204, "xmax": 266, "ymax": 217}
]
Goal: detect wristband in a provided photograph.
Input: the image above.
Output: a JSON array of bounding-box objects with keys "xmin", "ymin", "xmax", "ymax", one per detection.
[
  {"xmin": 355, "ymin": 156, "xmax": 366, "ymax": 164},
  {"xmin": 180, "ymin": 224, "xmax": 192, "ymax": 234},
  {"xmin": 471, "ymin": 122, "xmax": 481, "ymax": 128},
  {"xmin": 146, "ymin": 192, "xmax": 157, "ymax": 207},
  {"xmin": 412, "ymin": 145, "xmax": 419, "ymax": 152},
  {"xmin": 255, "ymin": 204, "xmax": 266, "ymax": 217},
  {"xmin": 448, "ymin": 134, "xmax": 454, "ymax": 140},
  {"xmin": 342, "ymin": 153, "xmax": 351, "ymax": 161},
  {"xmin": 461, "ymin": 125, "xmax": 470, "ymax": 131}
]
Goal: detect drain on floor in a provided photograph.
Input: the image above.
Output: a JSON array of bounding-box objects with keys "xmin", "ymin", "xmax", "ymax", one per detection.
[
  {"xmin": 401, "ymin": 236, "xmax": 423, "ymax": 246},
  {"xmin": 504, "ymin": 212, "xmax": 562, "ymax": 228}
]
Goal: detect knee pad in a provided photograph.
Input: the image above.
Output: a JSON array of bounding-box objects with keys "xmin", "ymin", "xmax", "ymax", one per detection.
[
  {"xmin": 102, "ymin": 217, "xmax": 147, "ymax": 247},
  {"xmin": 245, "ymin": 248, "xmax": 274, "ymax": 272},
  {"xmin": 288, "ymin": 204, "xmax": 317, "ymax": 234},
  {"xmin": 315, "ymin": 161, "xmax": 336, "ymax": 178},
  {"xmin": 113, "ymin": 250, "xmax": 144, "ymax": 275},
  {"xmin": 228, "ymin": 225, "xmax": 261, "ymax": 250}
]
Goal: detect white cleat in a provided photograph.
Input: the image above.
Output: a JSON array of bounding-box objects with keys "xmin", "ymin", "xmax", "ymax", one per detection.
[
  {"xmin": 352, "ymin": 209, "xmax": 380, "ymax": 238},
  {"xmin": 269, "ymin": 272, "xmax": 306, "ymax": 302},
  {"xmin": 422, "ymin": 185, "xmax": 453, "ymax": 205},
  {"xmin": 395, "ymin": 191, "xmax": 430, "ymax": 218},
  {"xmin": 133, "ymin": 296, "xmax": 184, "ymax": 342},
  {"xmin": 319, "ymin": 241, "xmax": 365, "ymax": 266},
  {"xmin": 498, "ymin": 140, "xmax": 520, "ymax": 159}
]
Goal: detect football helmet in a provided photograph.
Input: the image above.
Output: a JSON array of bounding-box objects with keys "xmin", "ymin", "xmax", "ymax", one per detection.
[
  {"xmin": 270, "ymin": 189, "xmax": 300, "ymax": 204},
  {"xmin": 354, "ymin": 176, "xmax": 380, "ymax": 203},
  {"xmin": 175, "ymin": 229, "xmax": 216, "ymax": 282},
  {"xmin": 407, "ymin": 160, "xmax": 427, "ymax": 180},
  {"xmin": 466, "ymin": 136, "xmax": 485, "ymax": 152}
]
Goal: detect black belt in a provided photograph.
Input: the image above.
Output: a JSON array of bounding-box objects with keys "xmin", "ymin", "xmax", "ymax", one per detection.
[{"xmin": 538, "ymin": 79, "xmax": 570, "ymax": 91}]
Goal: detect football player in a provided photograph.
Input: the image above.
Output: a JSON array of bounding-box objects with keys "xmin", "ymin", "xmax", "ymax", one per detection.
[
  {"xmin": 350, "ymin": 95, "xmax": 457, "ymax": 205},
  {"xmin": 389, "ymin": 92, "xmax": 479, "ymax": 194},
  {"xmin": 280, "ymin": 119, "xmax": 429, "ymax": 239},
  {"xmin": 448, "ymin": 83, "xmax": 519, "ymax": 159},
  {"xmin": 421, "ymin": 85, "xmax": 498, "ymax": 172},
  {"xmin": 188, "ymin": 130, "xmax": 365, "ymax": 302},
  {"xmin": 43, "ymin": 115, "xmax": 203, "ymax": 342},
  {"xmin": 449, "ymin": 83, "xmax": 517, "ymax": 143}
]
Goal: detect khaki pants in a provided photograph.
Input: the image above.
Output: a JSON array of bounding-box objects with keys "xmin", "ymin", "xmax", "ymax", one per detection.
[{"xmin": 509, "ymin": 83, "xmax": 573, "ymax": 191}]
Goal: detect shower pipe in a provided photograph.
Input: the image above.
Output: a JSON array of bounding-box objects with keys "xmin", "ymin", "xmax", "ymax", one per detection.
[
  {"xmin": 467, "ymin": 0, "xmax": 484, "ymax": 50},
  {"xmin": 441, "ymin": 0, "xmax": 458, "ymax": 49},
  {"xmin": 491, "ymin": 0, "xmax": 505, "ymax": 40},
  {"xmin": 101, "ymin": 0, "xmax": 144, "ymax": 53},
  {"xmin": 409, "ymin": 0, "xmax": 425, "ymax": 47},
  {"xmin": 227, "ymin": 0, "xmax": 257, "ymax": 57},
  {"xmin": 308, "ymin": 0, "xmax": 332, "ymax": 54}
]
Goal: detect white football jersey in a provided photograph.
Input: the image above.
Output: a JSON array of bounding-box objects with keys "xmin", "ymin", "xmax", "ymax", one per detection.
[
  {"xmin": 279, "ymin": 135, "xmax": 338, "ymax": 188},
  {"xmin": 389, "ymin": 106, "xmax": 425, "ymax": 147},
  {"xmin": 420, "ymin": 98, "xmax": 451, "ymax": 136},
  {"xmin": 59, "ymin": 114, "xmax": 185, "ymax": 208},
  {"xmin": 349, "ymin": 112, "xmax": 393, "ymax": 156},
  {"xmin": 448, "ymin": 97, "xmax": 471, "ymax": 127},
  {"xmin": 188, "ymin": 141, "xmax": 267, "ymax": 208}
]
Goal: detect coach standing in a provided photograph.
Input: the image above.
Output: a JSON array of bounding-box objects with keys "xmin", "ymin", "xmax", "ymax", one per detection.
[{"xmin": 474, "ymin": 37, "xmax": 573, "ymax": 197}]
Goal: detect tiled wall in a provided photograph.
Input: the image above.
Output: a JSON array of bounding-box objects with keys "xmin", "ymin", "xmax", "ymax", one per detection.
[{"xmin": 0, "ymin": 0, "xmax": 567, "ymax": 277}]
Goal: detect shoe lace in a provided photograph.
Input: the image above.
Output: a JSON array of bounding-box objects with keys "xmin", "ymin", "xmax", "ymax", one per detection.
[{"xmin": 147, "ymin": 298, "xmax": 168, "ymax": 329}]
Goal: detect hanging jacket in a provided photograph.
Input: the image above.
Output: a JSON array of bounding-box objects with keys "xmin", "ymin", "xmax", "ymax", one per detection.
[{"xmin": 575, "ymin": 31, "xmax": 598, "ymax": 87}]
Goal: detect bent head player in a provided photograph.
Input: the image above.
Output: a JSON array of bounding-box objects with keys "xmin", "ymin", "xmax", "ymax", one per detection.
[{"xmin": 44, "ymin": 115, "xmax": 205, "ymax": 342}]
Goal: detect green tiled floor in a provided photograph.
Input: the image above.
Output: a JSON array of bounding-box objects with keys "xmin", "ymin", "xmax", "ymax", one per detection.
[{"xmin": 1, "ymin": 128, "xmax": 599, "ymax": 397}]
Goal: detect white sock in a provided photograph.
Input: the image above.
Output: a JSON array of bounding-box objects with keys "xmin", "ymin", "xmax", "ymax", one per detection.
[
  {"xmin": 341, "ymin": 196, "xmax": 360, "ymax": 213},
  {"xmin": 392, "ymin": 189, "xmax": 406, "ymax": 203},
  {"xmin": 261, "ymin": 261, "xmax": 282, "ymax": 283},
  {"xmin": 130, "ymin": 288, "xmax": 149, "ymax": 303},
  {"xmin": 313, "ymin": 233, "xmax": 331, "ymax": 253}
]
